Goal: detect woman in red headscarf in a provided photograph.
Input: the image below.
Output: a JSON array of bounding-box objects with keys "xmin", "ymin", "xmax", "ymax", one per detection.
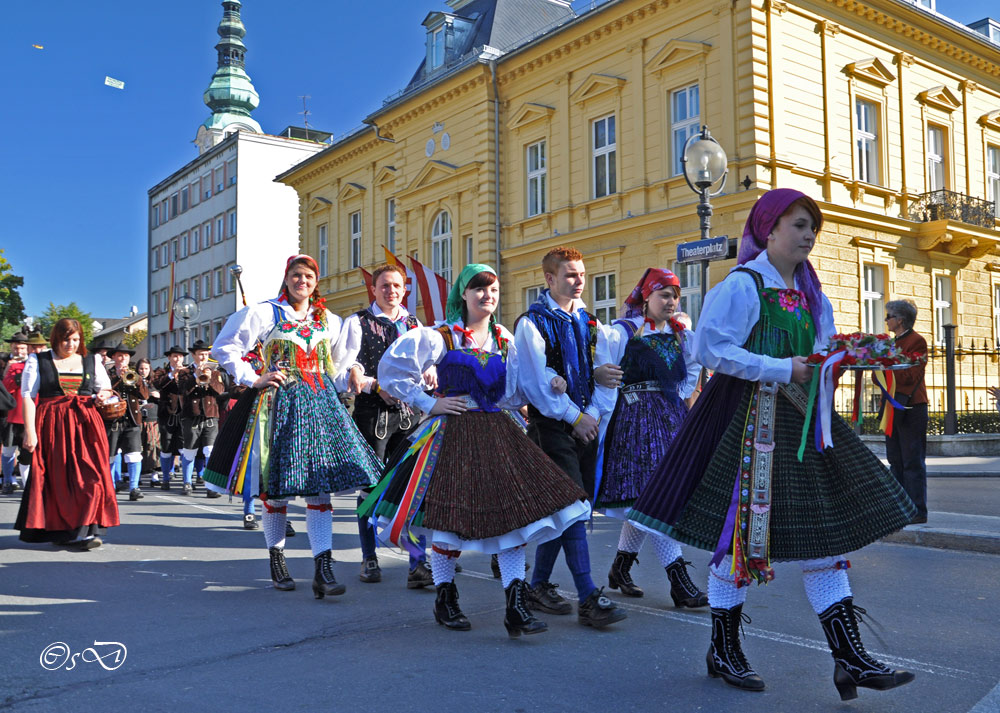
[
  {"xmin": 627, "ymin": 190, "xmax": 915, "ymax": 699},
  {"xmin": 205, "ymin": 255, "xmax": 382, "ymax": 599},
  {"xmin": 592, "ymin": 268, "xmax": 708, "ymax": 608}
]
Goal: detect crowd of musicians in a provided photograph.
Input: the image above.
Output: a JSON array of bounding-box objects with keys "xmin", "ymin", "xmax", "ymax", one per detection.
[{"xmin": 0, "ymin": 189, "xmax": 921, "ymax": 701}]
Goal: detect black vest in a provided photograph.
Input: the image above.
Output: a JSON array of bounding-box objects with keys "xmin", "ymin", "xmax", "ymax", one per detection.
[
  {"xmin": 354, "ymin": 309, "xmax": 419, "ymax": 412},
  {"xmin": 37, "ymin": 352, "xmax": 97, "ymax": 398}
]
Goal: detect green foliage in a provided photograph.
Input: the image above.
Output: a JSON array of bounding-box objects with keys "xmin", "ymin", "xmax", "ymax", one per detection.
[
  {"xmin": 0, "ymin": 250, "xmax": 26, "ymax": 327},
  {"xmin": 123, "ymin": 329, "xmax": 147, "ymax": 350},
  {"xmin": 36, "ymin": 302, "xmax": 95, "ymax": 345},
  {"xmin": 840, "ymin": 410, "xmax": 1000, "ymax": 435}
]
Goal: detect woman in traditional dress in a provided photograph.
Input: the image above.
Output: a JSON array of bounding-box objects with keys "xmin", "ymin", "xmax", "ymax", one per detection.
[
  {"xmin": 206, "ymin": 255, "xmax": 382, "ymax": 599},
  {"xmin": 594, "ymin": 268, "xmax": 707, "ymax": 608},
  {"xmin": 627, "ymin": 189, "xmax": 916, "ymax": 700},
  {"xmin": 361, "ymin": 264, "xmax": 591, "ymax": 637},
  {"xmin": 15, "ymin": 319, "xmax": 119, "ymax": 550}
]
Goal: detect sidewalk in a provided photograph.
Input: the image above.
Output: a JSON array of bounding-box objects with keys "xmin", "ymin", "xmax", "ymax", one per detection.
[{"xmin": 880, "ymin": 456, "xmax": 1000, "ymax": 554}]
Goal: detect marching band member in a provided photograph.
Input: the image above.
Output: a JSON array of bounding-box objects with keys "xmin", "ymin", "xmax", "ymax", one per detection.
[
  {"xmin": 2, "ymin": 334, "xmax": 30, "ymax": 493},
  {"xmin": 106, "ymin": 343, "xmax": 149, "ymax": 501},
  {"xmin": 177, "ymin": 340, "xmax": 226, "ymax": 496},
  {"xmin": 152, "ymin": 346, "xmax": 187, "ymax": 490}
]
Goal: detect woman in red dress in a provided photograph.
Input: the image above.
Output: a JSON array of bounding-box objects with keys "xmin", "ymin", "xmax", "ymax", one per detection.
[{"xmin": 14, "ymin": 319, "xmax": 120, "ymax": 550}]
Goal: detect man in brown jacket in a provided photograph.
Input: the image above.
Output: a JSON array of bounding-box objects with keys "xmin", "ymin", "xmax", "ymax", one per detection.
[
  {"xmin": 177, "ymin": 340, "xmax": 225, "ymax": 495},
  {"xmin": 884, "ymin": 299, "xmax": 927, "ymax": 523}
]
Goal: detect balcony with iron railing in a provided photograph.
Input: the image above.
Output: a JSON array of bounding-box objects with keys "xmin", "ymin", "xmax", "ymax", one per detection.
[{"xmin": 905, "ymin": 189, "xmax": 997, "ymax": 229}]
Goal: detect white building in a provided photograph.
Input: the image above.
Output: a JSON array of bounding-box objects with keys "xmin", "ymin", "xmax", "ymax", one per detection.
[{"xmin": 146, "ymin": 0, "xmax": 327, "ymax": 365}]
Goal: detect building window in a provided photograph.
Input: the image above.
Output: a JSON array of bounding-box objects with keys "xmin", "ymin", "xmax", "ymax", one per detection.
[
  {"xmin": 592, "ymin": 273, "xmax": 617, "ymax": 324},
  {"xmin": 170, "ymin": 193, "xmax": 179, "ymax": 219},
  {"xmin": 228, "ymin": 210, "xmax": 237, "ymax": 238},
  {"xmin": 525, "ymin": 286, "xmax": 542, "ymax": 310},
  {"xmin": 202, "ymin": 324, "xmax": 211, "ymax": 342},
  {"xmin": 429, "ymin": 26, "xmax": 445, "ymax": 69},
  {"xmin": 191, "ymin": 227, "xmax": 200, "ymax": 254},
  {"xmin": 150, "ymin": 334, "xmax": 158, "ymax": 356},
  {"xmin": 465, "ymin": 236, "xmax": 473, "ymax": 265},
  {"xmin": 934, "ymin": 275, "xmax": 953, "ymax": 345},
  {"xmin": 987, "ymin": 145, "xmax": 1000, "ymax": 219},
  {"xmin": 160, "ymin": 288, "xmax": 168, "ymax": 312},
  {"xmin": 226, "ymin": 263, "xmax": 236, "ymax": 292},
  {"xmin": 214, "ymin": 319, "xmax": 223, "ymax": 339},
  {"xmin": 431, "ymin": 211, "xmax": 452, "ymax": 283},
  {"xmin": 190, "ymin": 181, "xmax": 200, "ymax": 207},
  {"xmin": 150, "ymin": 292, "xmax": 158, "ymax": 316},
  {"xmin": 180, "ymin": 233, "xmax": 189, "ymax": 259},
  {"xmin": 203, "ymin": 222, "xmax": 212, "ymax": 248},
  {"xmin": 386, "ymin": 199, "xmax": 397, "ymax": 253},
  {"xmin": 927, "ymin": 124, "xmax": 946, "ymax": 192},
  {"xmin": 318, "ymin": 224, "xmax": 329, "ymax": 278},
  {"xmin": 673, "ymin": 261, "xmax": 703, "ymax": 326},
  {"xmin": 152, "ymin": 204, "xmax": 160, "ymax": 228},
  {"xmin": 180, "ymin": 187, "xmax": 189, "ymax": 212},
  {"xmin": 227, "ymin": 159, "xmax": 237, "ymax": 186},
  {"xmin": 203, "ymin": 274, "xmax": 211, "ymax": 300},
  {"xmin": 861, "ymin": 264, "xmax": 885, "ymax": 334},
  {"xmin": 671, "ymin": 83, "xmax": 701, "ymax": 176},
  {"xmin": 170, "ymin": 239, "xmax": 178, "ymax": 263},
  {"xmin": 526, "ymin": 140, "xmax": 547, "ymax": 216},
  {"xmin": 160, "ymin": 244, "xmax": 168, "ymax": 266},
  {"xmin": 215, "ymin": 216, "xmax": 224, "ymax": 243},
  {"xmin": 161, "ymin": 200, "xmax": 168, "ymax": 222},
  {"xmin": 592, "ymin": 115, "xmax": 617, "ymax": 199},
  {"xmin": 215, "ymin": 168, "xmax": 224, "ymax": 193},
  {"xmin": 192, "ymin": 276, "xmax": 200, "ymax": 301},
  {"xmin": 349, "ymin": 211, "xmax": 362, "ymax": 269},
  {"xmin": 152, "ymin": 247, "xmax": 160, "ymax": 270},
  {"xmin": 856, "ymin": 99, "xmax": 880, "ymax": 185},
  {"xmin": 994, "ymin": 284, "xmax": 1000, "ymax": 348},
  {"xmin": 202, "ymin": 174, "xmax": 212, "ymax": 200},
  {"xmin": 215, "ymin": 268, "xmax": 225, "ymax": 297}
]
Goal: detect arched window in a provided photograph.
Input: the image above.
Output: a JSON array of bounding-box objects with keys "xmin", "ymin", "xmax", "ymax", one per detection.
[{"xmin": 431, "ymin": 211, "xmax": 452, "ymax": 283}]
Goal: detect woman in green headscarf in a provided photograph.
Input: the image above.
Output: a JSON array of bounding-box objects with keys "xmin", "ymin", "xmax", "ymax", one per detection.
[{"xmin": 359, "ymin": 263, "xmax": 590, "ymax": 637}]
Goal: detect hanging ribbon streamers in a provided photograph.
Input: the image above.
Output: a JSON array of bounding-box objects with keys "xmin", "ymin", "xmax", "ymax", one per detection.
[
  {"xmin": 815, "ymin": 350, "xmax": 847, "ymax": 452},
  {"xmin": 873, "ymin": 369, "xmax": 905, "ymax": 436}
]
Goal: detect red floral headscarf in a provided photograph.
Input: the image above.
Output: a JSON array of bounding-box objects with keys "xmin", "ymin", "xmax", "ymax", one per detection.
[{"xmin": 623, "ymin": 268, "xmax": 681, "ymax": 318}]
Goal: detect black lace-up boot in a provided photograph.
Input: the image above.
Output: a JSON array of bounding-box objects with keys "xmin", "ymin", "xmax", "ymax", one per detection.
[
  {"xmin": 433, "ymin": 582, "xmax": 471, "ymax": 631},
  {"xmin": 504, "ymin": 579, "xmax": 548, "ymax": 638},
  {"xmin": 665, "ymin": 557, "xmax": 709, "ymax": 608},
  {"xmin": 312, "ymin": 549, "xmax": 346, "ymax": 599},
  {"xmin": 268, "ymin": 546, "xmax": 295, "ymax": 591},
  {"xmin": 607, "ymin": 550, "xmax": 644, "ymax": 597},
  {"xmin": 706, "ymin": 605, "xmax": 765, "ymax": 691}
]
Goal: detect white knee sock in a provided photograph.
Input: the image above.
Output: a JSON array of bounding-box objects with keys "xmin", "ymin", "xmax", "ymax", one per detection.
[
  {"xmin": 496, "ymin": 547, "xmax": 527, "ymax": 588},
  {"xmin": 262, "ymin": 498, "xmax": 288, "ymax": 549},
  {"xmin": 617, "ymin": 521, "xmax": 646, "ymax": 553},
  {"xmin": 430, "ymin": 549, "xmax": 457, "ymax": 586},
  {"xmin": 304, "ymin": 495, "xmax": 332, "ymax": 557},
  {"xmin": 18, "ymin": 463, "xmax": 29, "ymax": 484},
  {"xmin": 801, "ymin": 557, "xmax": 853, "ymax": 614},
  {"xmin": 650, "ymin": 533, "xmax": 684, "ymax": 567},
  {"xmin": 708, "ymin": 557, "xmax": 749, "ymax": 610}
]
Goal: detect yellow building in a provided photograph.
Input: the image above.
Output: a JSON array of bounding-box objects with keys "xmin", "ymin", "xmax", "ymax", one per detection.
[{"xmin": 278, "ymin": 0, "xmax": 1000, "ymax": 389}]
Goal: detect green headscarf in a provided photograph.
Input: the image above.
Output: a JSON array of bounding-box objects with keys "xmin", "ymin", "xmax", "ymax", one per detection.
[{"xmin": 445, "ymin": 263, "xmax": 497, "ymax": 324}]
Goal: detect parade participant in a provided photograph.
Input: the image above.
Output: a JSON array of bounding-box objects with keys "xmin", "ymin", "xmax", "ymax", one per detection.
[
  {"xmin": 177, "ymin": 340, "xmax": 226, "ymax": 496},
  {"xmin": 364, "ymin": 263, "xmax": 590, "ymax": 636},
  {"xmin": 2, "ymin": 334, "xmax": 30, "ymax": 494},
  {"xmin": 335, "ymin": 262, "xmax": 432, "ymax": 587},
  {"xmin": 135, "ymin": 358, "xmax": 161, "ymax": 485},
  {"xmin": 593, "ymin": 268, "xmax": 707, "ymax": 607},
  {"xmin": 25, "ymin": 332, "xmax": 48, "ymax": 355},
  {"xmin": 152, "ymin": 346, "xmax": 187, "ymax": 490},
  {"xmin": 15, "ymin": 319, "xmax": 119, "ymax": 550},
  {"xmin": 627, "ymin": 189, "xmax": 915, "ymax": 699},
  {"xmin": 106, "ymin": 343, "xmax": 149, "ymax": 501},
  {"xmin": 207, "ymin": 254, "xmax": 382, "ymax": 598},
  {"xmin": 216, "ymin": 373, "xmax": 259, "ymax": 527},
  {"xmin": 513, "ymin": 247, "xmax": 625, "ymax": 628}
]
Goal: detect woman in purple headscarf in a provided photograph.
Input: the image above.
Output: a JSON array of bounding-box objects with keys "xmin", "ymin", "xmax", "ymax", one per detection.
[{"xmin": 627, "ymin": 189, "xmax": 915, "ymax": 700}]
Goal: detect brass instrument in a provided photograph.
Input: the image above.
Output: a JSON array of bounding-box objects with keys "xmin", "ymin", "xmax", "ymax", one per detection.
[
  {"xmin": 121, "ymin": 369, "xmax": 140, "ymax": 388},
  {"xmin": 196, "ymin": 366, "xmax": 213, "ymax": 385}
]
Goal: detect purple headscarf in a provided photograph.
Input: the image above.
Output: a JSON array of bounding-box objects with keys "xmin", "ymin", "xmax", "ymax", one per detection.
[{"xmin": 737, "ymin": 188, "xmax": 823, "ymax": 318}]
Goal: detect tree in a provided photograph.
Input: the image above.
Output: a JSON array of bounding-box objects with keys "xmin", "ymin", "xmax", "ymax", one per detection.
[
  {"xmin": 123, "ymin": 329, "xmax": 147, "ymax": 350},
  {"xmin": 36, "ymin": 303, "xmax": 95, "ymax": 345},
  {"xmin": 0, "ymin": 249, "xmax": 26, "ymax": 332}
]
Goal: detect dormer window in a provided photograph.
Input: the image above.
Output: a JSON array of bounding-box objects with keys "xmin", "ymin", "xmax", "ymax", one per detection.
[{"xmin": 430, "ymin": 26, "xmax": 446, "ymax": 69}]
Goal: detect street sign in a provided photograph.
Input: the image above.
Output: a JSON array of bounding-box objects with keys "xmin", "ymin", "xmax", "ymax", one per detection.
[{"xmin": 676, "ymin": 235, "xmax": 729, "ymax": 263}]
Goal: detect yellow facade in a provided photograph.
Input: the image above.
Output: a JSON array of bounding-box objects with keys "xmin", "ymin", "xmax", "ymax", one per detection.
[{"xmin": 278, "ymin": 0, "xmax": 1000, "ymax": 364}]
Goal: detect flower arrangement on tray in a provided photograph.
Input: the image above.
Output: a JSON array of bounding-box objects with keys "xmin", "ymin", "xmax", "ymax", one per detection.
[{"xmin": 805, "ymin": 332, "xmax": 927, "ymax": 370}]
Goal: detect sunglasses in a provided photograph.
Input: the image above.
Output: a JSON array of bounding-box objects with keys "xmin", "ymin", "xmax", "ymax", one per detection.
[{"xmin": 885, "ymin": 314, "xmax": 898, "ymax": 320}]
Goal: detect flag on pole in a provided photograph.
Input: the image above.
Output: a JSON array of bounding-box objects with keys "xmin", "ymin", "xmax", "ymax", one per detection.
[
  {"xmin": 382, "ymin": 247, "xmax": 418, "ymax": 315},
  {"xmin": 359, "ymin": 267, "xmax": 375, "ymax": 302},
  {"xmin": 104, "ymin": 76, "xmax": 125, "ymax": 90},
  {"xmin": 167, "ymin": 263, "xmax": 176, "ymax": 331},
  {"xmin": 408, "ymin": 255, "xmax": 450, "ymax": 325}
]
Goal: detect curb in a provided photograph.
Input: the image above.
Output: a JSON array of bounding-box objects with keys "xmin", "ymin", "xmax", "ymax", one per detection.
[
  {"xmin": 882, "ymin": 528, "xmax": 1000, "ymax": 554},
  {"xmin": 927, "ymin": 472, "xmax": 1000, "ymax": 478}
]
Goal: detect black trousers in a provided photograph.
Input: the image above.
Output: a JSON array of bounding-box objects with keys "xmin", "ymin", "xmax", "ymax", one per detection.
[
  {"xmin": 884, "ymin": 402, "xmax": 928, "ymax": 518},
  {"xmin": 107, "ymin": 420, "xmax": 142, "ymax": 456},
  {"xmin": 352, "ymin": 402, "xmax": 417, "ymax": 462},
  {"xmin": 527, "ymin": 410, "xmax": 597, "ymax": 499}
]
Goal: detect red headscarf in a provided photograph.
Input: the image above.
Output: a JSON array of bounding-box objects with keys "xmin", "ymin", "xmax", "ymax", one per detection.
[
  {"xmin": 277, "ymin": 254, "xmax": 325, "ymax": 316},
  {"xmin": 623, "ymin": 268, "xmax": 680, "ymax": 318}
]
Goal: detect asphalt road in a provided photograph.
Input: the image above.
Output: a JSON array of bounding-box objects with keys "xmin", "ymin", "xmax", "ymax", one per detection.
[
  {"xmin": 0, "ymin": 485, "xmax": 998, "ymax": 713},
  {"xmin": 927, "ymin": 477, "xmax": 1000, "ymax": 518}
]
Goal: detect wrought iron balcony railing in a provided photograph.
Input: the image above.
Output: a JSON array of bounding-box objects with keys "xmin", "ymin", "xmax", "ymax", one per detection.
[{"xmin": 906, "ymin": 189, "xmax": 997, "ymax": 229}]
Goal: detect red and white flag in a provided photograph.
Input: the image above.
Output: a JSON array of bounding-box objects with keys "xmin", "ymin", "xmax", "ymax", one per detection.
[
  {"xmin": 358, "ymin": 267, "xmax": 375, "ymax": 302},
  {"xmin": 408, "ymin": 255, "xmax": 450, "ymax": 326},
  {"xmin": 382, "ymin": 247, "xmax": 418, "ymax": 315}
]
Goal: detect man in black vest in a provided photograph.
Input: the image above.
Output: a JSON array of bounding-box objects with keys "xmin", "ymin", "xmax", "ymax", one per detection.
[
  {"xmin": 514, "ymin": 246, "xmax": 626, "ymax": 628},
  {"xmin": 106, "ymin": 344, "xmax": 149, "ymax": 500},
  {"xmin": 152, "ymin": 346, "xmax": 187, "ymax": 490},
  {"xmin": 337, "ymin": 263, "xmax": 433, "ymax": 589}
]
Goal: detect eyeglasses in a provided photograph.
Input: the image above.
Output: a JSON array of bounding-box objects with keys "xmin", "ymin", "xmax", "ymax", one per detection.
[{"xmin": 885, "ymin": 314, "xmax": 898, "ymax": 321}]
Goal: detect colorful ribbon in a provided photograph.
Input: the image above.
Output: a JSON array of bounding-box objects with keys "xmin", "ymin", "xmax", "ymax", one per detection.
[{"xmin": 873, "ymin": 370, "xmax": 906, "ymax": 436}]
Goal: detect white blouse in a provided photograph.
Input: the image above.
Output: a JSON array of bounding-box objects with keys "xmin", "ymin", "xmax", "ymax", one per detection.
[
  {"xmin": 20, "ymin": 353, "xmax": 111, "ymax": 398},
  {"xmin": 332, "ymin": 302, "xmax": 422, "ymax": 393},
  {"xmin": 378, "ymin": 320, "xmax": 520, "ymax": 414},
  {"xmin": 212, "ymin": 300, "xmax": 350, "ymax": 387},
  {"xmin": 693, "ymin": 251, "xmax": 836, "ymax": 384},
  {"xmin": 604, "ymin": 316, "xmax": 702, "ymax": 400}
]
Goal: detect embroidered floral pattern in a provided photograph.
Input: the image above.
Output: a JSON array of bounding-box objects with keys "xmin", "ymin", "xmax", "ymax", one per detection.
[
  {"xmin": 762, "ymin": 288, "xmax": 812, "ymax": 331},
  {"xmin": 277, "ymin": 316, "xmax": 324, "ymax": 348}
]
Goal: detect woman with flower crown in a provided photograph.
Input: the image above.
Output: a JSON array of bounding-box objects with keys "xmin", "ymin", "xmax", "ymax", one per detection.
[
  {"xmin": 627, "ymin": 190, "xmax": 916, "ymax": 700},
  {"xmin": 593, "ymin": 268, "xmax": 707, "ymax": 608},
  {"xmin": 359, "ymin": 263, "xmax": 591, "ymax": 637},
  {"xmin": 205, "ymin": 254, "xmax": 382, "ymax": 599}
]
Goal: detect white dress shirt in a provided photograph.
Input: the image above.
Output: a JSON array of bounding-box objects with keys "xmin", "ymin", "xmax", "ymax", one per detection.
[
  {"xmin": 21, "ymin": 353, "xmax": 111, "ymax": 397},
  {"xmin": 332, "ymin": 302, "xmax": 422, "ymax": 393}
]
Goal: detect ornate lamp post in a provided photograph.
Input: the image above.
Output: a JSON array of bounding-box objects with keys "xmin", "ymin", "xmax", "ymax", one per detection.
[
  {"xmin": 681, "ymin": 126, "xmax": 729, "ymax": 308},
  {"xmin": 172, "ymin": 296, "xmax": 200, "ymax": 352}
]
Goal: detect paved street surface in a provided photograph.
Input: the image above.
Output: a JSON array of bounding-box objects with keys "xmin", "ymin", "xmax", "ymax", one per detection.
[{"xmin": 1, "ymin": 478, "xmax": 998, "ymax": 713}]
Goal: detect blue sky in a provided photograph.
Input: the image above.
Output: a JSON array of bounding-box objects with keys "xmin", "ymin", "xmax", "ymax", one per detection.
[{"xmin": 0, "ymin": 0, "xmax": 996, "ymax": 321}]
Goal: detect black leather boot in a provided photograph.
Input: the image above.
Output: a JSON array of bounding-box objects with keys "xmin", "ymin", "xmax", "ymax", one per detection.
[
  {"xmin": 504, "ymin": 579, "xmax": 548, "ymax": 638},
  {"xmin": 312, "ymin": 550, "xmax": 346, "ymax": 599},
  {"xmin": 706, "ymin": 605, "xmax": 765, "ymax": 691},
  {"xmin": 665, "ymin": 557, "xmax": 709, "ymax": 608},
  {"xmin": 818, "ymin": 597, "xmax": 914, "ymax": 701},
  {"xmin": 433, "ymin": 582, "xmax": 471, "ymax": 631},
  {"xmin": 607, "ymin": 550, "xmax": 643, "ymax": 597},
  {"xmin": 268, "ymin": 546, "xmax": 295, "ymax": 591},
  {"xmin": 491, "ymin": 553, "xmax": 501, "ymax": 578}
]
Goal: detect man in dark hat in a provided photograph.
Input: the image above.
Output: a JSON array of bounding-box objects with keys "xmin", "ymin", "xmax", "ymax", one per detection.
[
  {"xmin": 24, "ymin": 332, "xmax": 48, "ymax": 355},
  {"xmin": 153, "ymin": 346, "xmax": 188, "ymax": 490},
  {"xmin": 88, "ymin": 338, "xmax": 114, "ymax": 371},
  {"xmin": 177, "ymin": 340, "xmax": 225, "ymax": 495},
  {"xmin": 106, "ymin": 343, "xmax": 149, "ymax": 499},
  {"xmin": 2, "ymin": 334, "xmax": 30, "ymax": 494}
]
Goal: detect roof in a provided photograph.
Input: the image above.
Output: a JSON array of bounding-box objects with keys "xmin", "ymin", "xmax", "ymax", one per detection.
[{"xmin": 93, "ymin": 312, "xmax": 148, "ymax": 338}]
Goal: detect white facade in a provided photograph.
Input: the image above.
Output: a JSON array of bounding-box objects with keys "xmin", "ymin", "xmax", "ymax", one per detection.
[{"xmin": 147, "ymin": 131, "xmax": 324, "ymax": 366}]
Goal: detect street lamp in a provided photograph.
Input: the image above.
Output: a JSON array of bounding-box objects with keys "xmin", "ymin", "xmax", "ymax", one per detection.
[
  {"xmin": 680, "ymin": 125, "xmax": 729, "ymax": 311},
  {"xmin": 172, "ymin": 296, "xmax": 200, "ymax": 351}
]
